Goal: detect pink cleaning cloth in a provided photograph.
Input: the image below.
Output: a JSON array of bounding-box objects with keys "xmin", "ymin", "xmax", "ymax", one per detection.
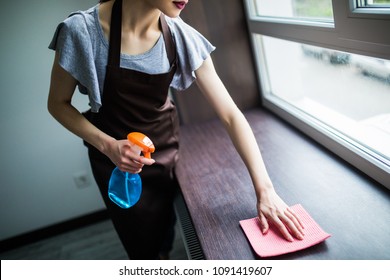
[{"xmin": 239, "ymin": 204, "xmax": 330, "ymax": 258}]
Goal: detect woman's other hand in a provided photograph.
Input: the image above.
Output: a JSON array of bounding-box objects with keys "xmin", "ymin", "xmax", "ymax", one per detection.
[{"xmin": 257, "ymin": 187, "xmax": 305, "ymax": 242}]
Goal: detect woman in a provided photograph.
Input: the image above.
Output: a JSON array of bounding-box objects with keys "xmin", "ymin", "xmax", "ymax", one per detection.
[{"xmin": 48, "ymin": 0, "xmax": 304, "ymax": 259}]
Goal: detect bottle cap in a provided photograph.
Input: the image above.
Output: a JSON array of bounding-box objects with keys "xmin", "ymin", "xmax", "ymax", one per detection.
[{"xmin": 127, "ymin": 132, "xmax": 155, "ymax": 159}]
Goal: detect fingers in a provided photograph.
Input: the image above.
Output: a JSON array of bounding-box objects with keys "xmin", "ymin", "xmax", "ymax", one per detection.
[
  {"xmin": 271, "ymin": 217, "xmax": 295, "ymax": 242},
  {"xmin": 258, "ymin": 212, "xmax": 269, "ymax": 234},
  {"xmin": 124, "ymin": 158, "xmax": 155, "ymax": 173},
  {"xmin": 256, "ymin": 189, "xmax": 305, "ymax": 242},
  {"xmin": 117, "ymin": 160, "xmax": 143, "ymax": 173},
  {"xmin": 117, "ymin": 149, "xmax": 155, "ymax": 173},
  {"xmin": 262, "ymin": 207, "xmax": 305, "ymax": 242},
  {"xmin": 137, "ymin": 157, "xmax": 155, "ymax": 166},
  {"xmin": 285, "ymin": 207, "xmax": 305, "ymax": 232},
  {"xmin": 280, "ymin": 209, "xmax": 304, "ymax": 241},
  {"xmin": 125, "ymin": 144, "xmax": 156, "ymax": 166}
]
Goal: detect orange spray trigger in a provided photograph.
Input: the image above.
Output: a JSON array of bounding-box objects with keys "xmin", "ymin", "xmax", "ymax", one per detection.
[{"xmin": 127, "ymin": 132, "xmax": 155, "ymax": 159}]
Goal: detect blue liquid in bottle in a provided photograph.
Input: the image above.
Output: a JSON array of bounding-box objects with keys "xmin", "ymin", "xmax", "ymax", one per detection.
[{"xmin": 108, "ymin": 167, "xmax": 142, "ymax": 209}]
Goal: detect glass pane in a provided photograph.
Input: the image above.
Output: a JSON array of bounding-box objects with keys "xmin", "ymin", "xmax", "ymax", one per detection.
[
  {"xmin": 253, "ymin": 0, "xmax": 334, "ymax": 21},
  {"xmin": 256, "ymin": 35, "xmax": 390, "ymax": 162},
  {"xmin": 357, "ymin": 0, "xmax": 390, "ymax": 7}
]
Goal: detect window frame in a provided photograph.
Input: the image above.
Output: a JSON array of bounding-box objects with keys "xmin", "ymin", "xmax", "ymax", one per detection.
[{"xmin": 244, "ymin": 0, "xmax": 390, "ymax": 190}]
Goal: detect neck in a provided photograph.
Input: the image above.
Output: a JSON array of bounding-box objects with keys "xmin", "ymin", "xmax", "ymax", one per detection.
[{"xmin": 121, "ymin": 0, "xmax": 161, "ymax": 36}]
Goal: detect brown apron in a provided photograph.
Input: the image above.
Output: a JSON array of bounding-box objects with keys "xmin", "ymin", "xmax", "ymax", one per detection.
[{"xmin": 86, "ymin": 0, "xmax": 179, "ymax": 259}]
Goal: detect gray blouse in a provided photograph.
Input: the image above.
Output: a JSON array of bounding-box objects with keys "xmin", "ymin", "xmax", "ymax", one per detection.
[{"xmin": 49, "ymin": 4, "xmax": 215, "ymax": 112}]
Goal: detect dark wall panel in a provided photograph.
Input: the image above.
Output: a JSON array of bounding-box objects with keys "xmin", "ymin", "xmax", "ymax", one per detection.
[{"xmin": 173, "ymin": 0, "xmax": 261, "ymax": 124}]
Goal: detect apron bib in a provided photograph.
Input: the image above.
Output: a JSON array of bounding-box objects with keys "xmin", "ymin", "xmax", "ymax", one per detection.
[{"xmin": 87, "ymin": 0, "xmax": 179, "ymax": 259}]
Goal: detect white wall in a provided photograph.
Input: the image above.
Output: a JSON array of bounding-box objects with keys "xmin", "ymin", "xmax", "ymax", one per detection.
[{"xmin": 0, "ymin": 0, "xmax": 106, "ymax": 241}]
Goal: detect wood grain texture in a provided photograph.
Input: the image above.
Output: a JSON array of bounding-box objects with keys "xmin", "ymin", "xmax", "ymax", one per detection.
[{"xmin": 175, "ymin": 108, "xmax": 390, "ymax": 260}]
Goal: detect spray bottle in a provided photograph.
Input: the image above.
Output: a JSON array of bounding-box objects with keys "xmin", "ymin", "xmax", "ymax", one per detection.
[{"xmin": 108, "ymin": 132, "xmax": 155, "ymax": 209}]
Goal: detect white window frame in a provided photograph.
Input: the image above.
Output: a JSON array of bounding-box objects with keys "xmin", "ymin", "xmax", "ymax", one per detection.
[{"xmin": 244, "ymin": 0, "xmax": 390, "ymax": 190}]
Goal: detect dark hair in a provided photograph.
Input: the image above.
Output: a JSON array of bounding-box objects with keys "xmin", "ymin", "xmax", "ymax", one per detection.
[{"xmin": 99, "ymin": 0, "xmax": 111, "ymax": 3}]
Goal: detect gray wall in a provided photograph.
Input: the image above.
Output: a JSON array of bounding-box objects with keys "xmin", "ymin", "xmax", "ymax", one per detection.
[{"xmin": 0, "ymin": 0, "xmax": 105, "ymax": 241}]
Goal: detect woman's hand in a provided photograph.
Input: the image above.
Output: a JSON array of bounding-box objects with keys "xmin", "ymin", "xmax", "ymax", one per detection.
[
  {"xmin": 257, "ymin": 187, "xmax": 305, "ymax": 242},
  {"xmin": 104, "ymin": 138, "xmax": 155, "ymax": 174}
]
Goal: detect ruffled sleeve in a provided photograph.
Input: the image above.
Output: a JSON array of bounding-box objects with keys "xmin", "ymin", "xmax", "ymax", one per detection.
[
  {"xmin": 49, "ymin": 12, "xmax": 102, "ymax": 112},
  {"xmin": 166, "ymin": 16, "xmax": 216, "ymax": 91}
]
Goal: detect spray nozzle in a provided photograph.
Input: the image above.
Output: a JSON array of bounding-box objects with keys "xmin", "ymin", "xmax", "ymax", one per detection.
[{"xmin": 127, "ymin": 132, "xmax": 155, "ymax": 159}]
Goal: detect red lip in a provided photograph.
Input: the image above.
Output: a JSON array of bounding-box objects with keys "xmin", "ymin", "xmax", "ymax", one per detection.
[{"xmin": 173, "ymin": 1, "xmax": 187, "ymax": 10}]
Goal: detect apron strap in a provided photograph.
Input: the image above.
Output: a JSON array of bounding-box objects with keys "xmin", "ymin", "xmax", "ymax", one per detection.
[
  {"xmin": 108, "ymin": 0, "xmax": 177, "ymax": 67},
  {"xmin": 107, "ymin": 0, "xmax": 122, "ymax": 67},
  {"xmin": 160, "ymin": 14, "xmax": 177, "ymax": 66}
]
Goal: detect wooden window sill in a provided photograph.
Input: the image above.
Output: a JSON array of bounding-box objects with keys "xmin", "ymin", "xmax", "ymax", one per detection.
[{"xmin": 175, "ymin": 107, "xmax": 390, "ymax": 260}]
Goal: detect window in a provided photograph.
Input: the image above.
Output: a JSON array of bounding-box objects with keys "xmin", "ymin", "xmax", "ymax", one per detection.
[
  {"xmin": 245, "ymin": 0, "xmax": 390, "ymax": 189},
  {"xmin": 351, "ymin": 0, "xmax": 390, "ymax": 17},
  {"xmin": 253, "ymin": 0, "xmax": 334, "ymax": 21},
  {"xmin": 356, "ymin": 0, "xmax": 390, "ymax": 7}
]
